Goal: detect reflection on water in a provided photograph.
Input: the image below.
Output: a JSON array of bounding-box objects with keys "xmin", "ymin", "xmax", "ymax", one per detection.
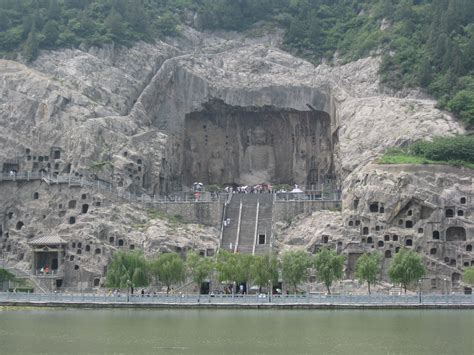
[{"xmin": 0, "ymin": 309, "xmax": 473, "ymax": 354}]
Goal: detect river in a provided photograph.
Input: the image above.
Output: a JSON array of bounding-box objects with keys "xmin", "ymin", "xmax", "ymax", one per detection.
[{"xmin": 0, "ymin": 309, "xmax": 472, "ymax": 354}]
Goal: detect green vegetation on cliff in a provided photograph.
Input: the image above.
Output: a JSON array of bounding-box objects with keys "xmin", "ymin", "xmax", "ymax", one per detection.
[
  {"xmin": 380, "ymin": 135, "xmax": 474, "ymax": 169},
  {"xmin": 0, "ymin": 1, "xmax": 473, "ymax": 124}
]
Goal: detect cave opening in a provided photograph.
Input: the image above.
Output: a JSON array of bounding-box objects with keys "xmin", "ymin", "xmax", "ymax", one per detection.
[{"xmin": 182, "ymin": 102, "xmax": 335, "ymax": 187}]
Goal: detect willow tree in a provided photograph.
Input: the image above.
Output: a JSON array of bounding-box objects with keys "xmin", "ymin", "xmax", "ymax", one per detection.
[
  {"xmin": 314, "ymin": 248, "xmax": 345, "ymax": 295},
  {"xmin": 388, "ymin": 249, "xmax": 425, "ymax": 293},
  {"xmin": 215, "ymin": 251, "xmax": 254, "ymax": 293},
  {"xmin": 463, "ymin": 267, "xmax": 474, "ymax": 285},
  {"xmin": 186, "ymin": 251, "xmax": 214, "ymax": 294},
  {"xmin": 355, "ymin": 252, "xmax": 381, "ymax": 294},
  {"xmin": 251, "ymin": 254, "xmax": 279, "ymax": 292},
  {"xmin": 150, "ymin": 253, "xmax": 185, "ymax": 293},
  {"xmin": 281, "ymin": 250, "xmax": 311, "ymax": 293},
  {"xmin": 104, "ymin": 251, "xmax": 149, "ymax": 289}
]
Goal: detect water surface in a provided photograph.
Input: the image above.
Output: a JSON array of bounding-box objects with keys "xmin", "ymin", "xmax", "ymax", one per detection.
[{"xmin": 0, "ymin": 309, "xmax": 472, "ymax": 354}]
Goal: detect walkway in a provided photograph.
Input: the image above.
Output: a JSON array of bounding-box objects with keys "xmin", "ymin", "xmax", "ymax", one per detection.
[{"xmin": 1, "ymin": 292, "xmax": 473, "ymax": 309}]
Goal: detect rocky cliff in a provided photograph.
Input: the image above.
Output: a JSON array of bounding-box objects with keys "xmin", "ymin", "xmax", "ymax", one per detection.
[{"xmin": 0, "ymin": 27, "xmax": 470, "ymax": 291}]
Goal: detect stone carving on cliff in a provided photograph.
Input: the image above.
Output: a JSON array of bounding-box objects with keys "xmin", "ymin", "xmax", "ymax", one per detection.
[
  {"xmin": 241, "ymin": 126, "xmax": 276, "ymax": 184},
  {"xmin": 0, "ymin": 26, "xmax": 470, "ymax": 292}
]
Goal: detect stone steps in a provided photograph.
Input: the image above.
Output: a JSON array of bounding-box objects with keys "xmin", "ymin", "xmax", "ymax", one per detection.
[{"xmin": 220, "ymin": 194, "xmax": 275, "ymax": 254}]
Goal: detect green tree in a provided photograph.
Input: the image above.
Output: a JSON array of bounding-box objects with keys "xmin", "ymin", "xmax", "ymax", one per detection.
[
  {"xmin": 314, "ymin": 248, "xmax": 345, "ymax": 295},
  {"xmin": 464, "ymin": 267, "xmax": 474, "ymax": 285},
  {"xmin": 155, "ymin": 12, "xmax": 179, "ymax": 37},
  {"xmin": 0, "ymin": 268, "xmax": 15, "ymax": 282},
  {"xmin": 22, "ymin": 24, "xmax": 39, "ymax": 62},
  {"xmin": 281, "ymin": 250, "xmax": 311, "ymax": 293},
  {"xmin": 250, "ymin": 254, "xmax": 279, "ymax": 292},
  {"xmin": 235, "ymin": 253, "xmax": 254, "ymax": 289},
  {"xmin": 215, "ymin": 250, "xmax": 238, "ymax": 284},
  {"xmin": 104, "ymin": 251, "xmax": 149, "ymax": 289},
  {"xmin": 388, "ymin": 249, "xmax": 425, "ymax": 293},
  {"xmin": 104, "ymin": 7, "xmax": 126, "ymax": 41},
  {"xmin": 150, "ymin": 253, "xmax": 185, "ymax": 293},
  {"xmin": 355, "ymin": 252, "xmax": 381, "ymax": 294},
  {"xmin": 186, "ymin": 251, "xmax": 214, "ymax": 294},
  {"xmin": 42, "ymin": 20, "xmax": 59, "ymax": 48},
  {"xmin": 447, "ymin": 90, "xmax": 474, "ymax": 126}
]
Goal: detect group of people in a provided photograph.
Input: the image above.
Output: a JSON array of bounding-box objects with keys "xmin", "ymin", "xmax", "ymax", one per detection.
[
  {"xmin": 39, "ymin": 265, "xmax": 49, "ymax": 274},
  {"xmin": 223, "ymin": 217, "xmax": 231, "ymax": 227},
  {"xmin": 224, "ymin": 184, "xmax": 273, "ymax": 194}
]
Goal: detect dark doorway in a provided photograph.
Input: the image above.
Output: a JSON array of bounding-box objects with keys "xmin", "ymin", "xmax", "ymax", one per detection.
[
  {"xmin": 200, "ymin": 281, "xmax": 210, "ymax": 295},
  {"xmin": 258, "ymin": 234, "xmax": 266, "ymax": 245}
]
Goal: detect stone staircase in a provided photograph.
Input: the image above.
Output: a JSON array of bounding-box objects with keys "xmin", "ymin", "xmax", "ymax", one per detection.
[
  {"xmin": 237, "ymin": 195, "xmax": 258, "ymax": 254},
  {"xmin": 0, "ymin": 261, "xmax": 48, "ymax": 293},
  {"xmin": 221, "ymin": 194, "xmax": 274, "ymax": 255},
  {"xmin": 221, "ymin": 195, "xmax": 242, "ymax": 252},
  {"xmin": 254, "ymin": 194, "xmax": 273, "ymax": 254}
]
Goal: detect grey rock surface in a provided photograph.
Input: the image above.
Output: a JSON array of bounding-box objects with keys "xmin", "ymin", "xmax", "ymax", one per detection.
[{"xmin": 0, "ymin": 27, "xmax": 470, "ymax": 292}]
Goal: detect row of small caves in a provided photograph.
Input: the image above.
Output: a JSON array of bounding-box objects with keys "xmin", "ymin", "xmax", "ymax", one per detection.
[
  {"xmin": 3, "ymin": 147, "xmax": 69, "ymax": 176},
  {"xmin": 336, "ymin": 198, "xmax": 473, "ymax": 266},
  {"xmin": 0, "ymin": 190, "xmax": 103, "ymax": 263},
  {"xmin": 1, "ymin": 185, "xmax": 215, "ymax": 280},
  {"xmin": 3, "ymin": 147, "xmax": 148, "ymax": 191}
]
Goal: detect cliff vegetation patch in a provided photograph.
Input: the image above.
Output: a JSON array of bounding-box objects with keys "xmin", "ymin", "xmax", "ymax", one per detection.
[
  {"xmin": 0, "ymin": 1, "xmax": 473, "ymax": 124},
  {"xmin": 380, "ymin": 135, "xmax": 474, "ymax": 169}
]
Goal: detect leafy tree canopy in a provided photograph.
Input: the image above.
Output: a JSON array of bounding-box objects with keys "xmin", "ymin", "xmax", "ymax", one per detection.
[
  {"xmin": 0, "ymin": 267, "xmax": 15, "ymax": 282},
  {"xmin": 186, "ymin": 251, "xmax": 214, "ymax": 290},
  {"xmin": 150, "ymin": 252, "xmax": 185, "ymax": 293},
  {"xmin": 464, "ymin": 267, "xmax": 474, "ymax": 285},
  {"xmin": 313, "ymin": 248, "xmax": 345, "ymax": 294},
  {"xmin": 281, "ymin": 250, "xmax": 311, "ymax": 292},
  {"xmin": 250, "ymin": 254, "xmax": 279, "ymax": 290},
  {"xmin": 104, "ymin": 251, "xmax": 150, "ymax": 288},
  {"xmin": 355, "ymin": 252, "xmax": 380, "ymax": 294},
  {"xmin": 388, "ymin": 248, "xmax": 425, "ymax": 293}
]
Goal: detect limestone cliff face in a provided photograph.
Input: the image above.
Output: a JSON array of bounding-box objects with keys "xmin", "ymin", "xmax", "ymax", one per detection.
[
  {"xmin": 0, "ymin": 29, "xmax": 463, "ymax": 189},
  {"xmin": 276, "ymin": 164, "xmax": 473, "ymax": 291},
  {"xmin": 0, "ymin": 27, "xmax": 470, "ymax": 291}
]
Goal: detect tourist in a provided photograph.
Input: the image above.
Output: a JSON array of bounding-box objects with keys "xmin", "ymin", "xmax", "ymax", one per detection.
[
  {"xmin": 226, "ymin": 218, "xmax": 230, "ymax": 226},
  {"xmin": 44, "ymin": 265, "xmax": 49, "ymax": 274}
]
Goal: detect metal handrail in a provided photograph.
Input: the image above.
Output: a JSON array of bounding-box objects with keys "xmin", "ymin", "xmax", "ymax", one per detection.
[{"xmin": 0, "ymin": 292, "xmax": 473, "ymax": 305}]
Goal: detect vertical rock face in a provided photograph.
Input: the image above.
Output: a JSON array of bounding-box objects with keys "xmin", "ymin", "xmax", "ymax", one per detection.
[
  {"xmin": 0, "ymin": 27, "xmax": 470, "ymax": 291},
  {"xmin": 278, "ymin": 164, "xmax": 473, "ymax": 291},
  {"xmin": 183, "ymin": 101, "xmax": 334, "ymax": 186}
]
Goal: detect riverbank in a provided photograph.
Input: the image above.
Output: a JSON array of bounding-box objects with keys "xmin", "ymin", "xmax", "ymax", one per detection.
[
  {"xmin": 2, "ymin": 300, "xmax": 474, "ymax": 310},
  {"xmin": 2, "ymin": 292, "xmax": 473, "ymax": 310}
]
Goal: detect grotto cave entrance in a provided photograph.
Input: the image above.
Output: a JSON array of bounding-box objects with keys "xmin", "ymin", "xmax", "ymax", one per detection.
[
  {"xmin": 28, "ymin": 236, "xmax": 66, "ymax": 276},
  {"xmin": 182, "ymin": 101, "xmax": 335, "ymax": 187}
]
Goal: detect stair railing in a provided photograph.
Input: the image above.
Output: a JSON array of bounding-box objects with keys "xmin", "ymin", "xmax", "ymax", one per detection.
[
  {"xmin": 252, "ymin": 199, "xmax": 260, "ymax": 255},
  {"xmin": 234, "ymin": 200, "xmax": 243, "ymax": 254}
]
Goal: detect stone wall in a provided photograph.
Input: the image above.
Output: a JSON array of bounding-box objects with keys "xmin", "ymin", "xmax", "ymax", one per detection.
[
  {"xmin": 273, "ymin": 200, "xmax": 341, "ymax": 222},
  {"xmin": 146, "ymin": 201, "xmax": 223, "ymax": 227}
]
